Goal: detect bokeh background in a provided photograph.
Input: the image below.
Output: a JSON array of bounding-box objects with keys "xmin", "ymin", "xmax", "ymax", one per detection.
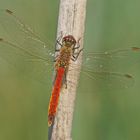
[{"xmin": 0, "ymin": 0, "xmax": 140, "ymax": 140}]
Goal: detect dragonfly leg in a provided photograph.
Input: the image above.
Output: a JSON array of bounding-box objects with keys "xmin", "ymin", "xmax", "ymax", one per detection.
[
  {"xmin": 71, "ymin": 37, "xmax": 83, "ymax": 61},
  {"xmin": 55, "ymin": 41, "xmax": 62, "ymax": 52},
  {"xmin": 74, "ymin": 37, "xmax": 81, "ymax": 49},
  {"xmin": 56, "ymin": 40, "xmax": 62, "ymax": 48},
  {"xmin": 54, "ymin": 34, "xmax": 64, "ymax": 60},
  {"xmin": 71, "ymin": 48, "xmax": 83, "ymax": 61},
  {"xmin": 55, "ymin": 32, "xmax": 63, "ymax": 50},
  {"xmin": 54, "ymin": 55, "xmax": 59, "ymax": 62},
  {"xmin": 63, "ymin": 72, "xmax": 67, "ymax": 89}
]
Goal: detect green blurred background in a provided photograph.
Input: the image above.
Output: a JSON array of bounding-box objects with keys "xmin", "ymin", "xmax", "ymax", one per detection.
[{"xmin": 0, "ymin": 0, "xmax": 140, "ymax": 140}]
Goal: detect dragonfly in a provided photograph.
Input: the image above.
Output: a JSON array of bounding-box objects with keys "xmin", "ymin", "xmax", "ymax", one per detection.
[{"xmin": 0, "ymin": 9, "xmax": 140, "ymax": 127}]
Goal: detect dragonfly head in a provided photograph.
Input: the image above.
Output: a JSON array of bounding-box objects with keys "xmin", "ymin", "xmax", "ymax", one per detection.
[{"xmin": 62, "ymin": 35, "xmax": 76, "ymax": 48}]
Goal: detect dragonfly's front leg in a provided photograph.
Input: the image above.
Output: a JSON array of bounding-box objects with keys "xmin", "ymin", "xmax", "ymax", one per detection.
[
  {"xmin": 73, "ymin": 37, "xmax": 81, "ymax": 50},
  {"xmin": 54, "ymin": 34, "xmax": 64, "ymax": 61},
  {"xmin": 71, "ymin": 38, "xmax": 83, "ymax": 61},
  {"xmin": 62, "ymin": 71, "xmax": 67, "ymax": 89},
  {"xmin": 55, "ymin": 32, "xmax": 63, "ymax": 51}
]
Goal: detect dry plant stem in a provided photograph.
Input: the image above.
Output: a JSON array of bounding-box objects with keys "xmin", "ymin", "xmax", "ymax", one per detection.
[{"xmin": 49, "ymin": 0, "xmax": 87, "ymax": 139}]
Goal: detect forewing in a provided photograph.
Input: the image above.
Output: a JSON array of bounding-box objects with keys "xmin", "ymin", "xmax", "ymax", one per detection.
[
  {"xmin": 83, "ymin": 47, "xmax": 140, "ymax": 71},
  {"xmin": 0, "ymin": 9, "xmax": 55, "ymax": 83}
]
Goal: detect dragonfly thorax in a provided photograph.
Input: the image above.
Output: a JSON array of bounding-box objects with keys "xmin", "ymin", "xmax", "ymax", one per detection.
[{"xmin": 55, "ymin": 46, "xmax": 72, "ymax": 70}]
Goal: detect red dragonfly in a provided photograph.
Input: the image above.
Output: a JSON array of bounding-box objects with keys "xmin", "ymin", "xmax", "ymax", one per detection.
[
  {"xmin": 0, "ymin": 9, "xmax": 139, "ymax": 127},
  {"xmin": 48, "ymin": 35, "xmax": 82, "ymax": 126}
]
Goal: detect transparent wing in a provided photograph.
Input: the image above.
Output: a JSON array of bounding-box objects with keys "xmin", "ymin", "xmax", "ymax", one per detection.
[
  {"xmin": 83, "ymin": 47, "xmax": 140, "ymax": 71},
  {"xmin": 81, "ymin": 68, "xmax": 134, "ymax": 90},
  {"xmin": 68, "ymin": 63, "xmax": 134, "ymax": 90},
  {"xmin": 0, "ymin": 9, "xmax": 55, "ymax": 83},
  {"xmin": 0, "ymin": 9, "xmax": 139, "ymax": 89},
  {"xmin": 0, "ymin": 9, "xmax": 55, "ymax": 58},
  {"xmin": 69, "ymin": 47, "xmax": 140, "ymax": 90},
  {"xmin": 0, "ymin": 38, "xmax": 54, "ymax": 83},
  {"xmin": 0, "ymin": 9, "xmax": 53, "ymax": 49}
]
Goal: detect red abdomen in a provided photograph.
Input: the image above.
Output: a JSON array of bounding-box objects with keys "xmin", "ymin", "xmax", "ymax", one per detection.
[{"xmin": 48, "ymin": 67, "xmax": 65, "ymax": 126}]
